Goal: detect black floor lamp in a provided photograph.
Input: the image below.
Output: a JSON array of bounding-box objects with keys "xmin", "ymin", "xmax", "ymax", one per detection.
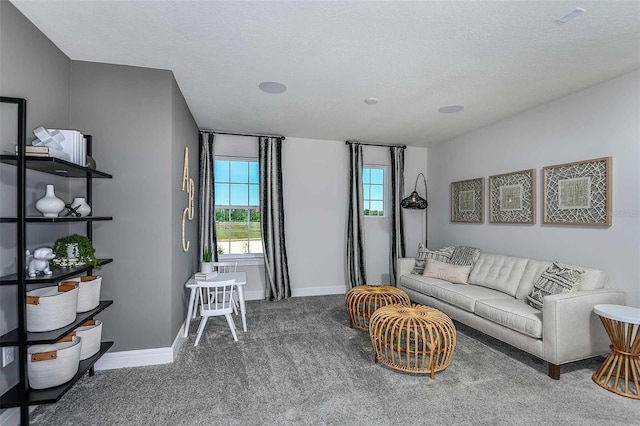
[{"xmin": 401, "ymin": 173, "xmax": 428, "ymax": 247}]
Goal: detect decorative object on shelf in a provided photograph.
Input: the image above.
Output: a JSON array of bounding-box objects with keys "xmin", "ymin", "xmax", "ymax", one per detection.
[
  {"xmin": 451, "ymin": 177, "xmax": 485, "ymax": 223},
  {"xmin": 72, "ymin": 320, "xmax": 103, "ymax": 360},
  {"xmin": 27, "ymin": 336, "xmax": 82, "ymax": 389},
  {"xmin": 61, "ymin": 275, "xmax": 102, "ymax": 312},
  {"xmin": 26, "ymin": 284, "xmax": 79, "ymax": 332},
  {"xmin": 70, "ymin": 197, "xmax": 91, "ymax": 217},
  {"xmin": 28, "ymin": 247, "xmax": 56, "ymax": 277},
  {"xmin": 543, "ymin": 157, "xmax": 612, "ymax": 226},
  {"xmin": 32, "ymin": 125, "xmax": 64, "ymax": 151},
  {"xmin": 86, "ymin": 155, "xmax": 97, "ymax": 169},
  {"xmin": 401, "ymin": 172, "xmax": 429, "ymax": 246},
  {"xmin": 63, "ymin": 203, "xmax": 82, "ymax": 217},
  {"xmin": 201, "ymin": 247, "xmax": 213, "ymax": 273},
  {"xmin": 35, "ymin": 184, "xmax": 65, "ymax": 217},
  {"xmin": 489, "ymin": 169, "xmax": 536, "ymax": 224},
  {"xmin": 181, "ymin": 146, "xmax": 195, "ymax": 252},
  {"xmin": 52, "ymin": 234, "xmax": 100, "ymax": 268}
]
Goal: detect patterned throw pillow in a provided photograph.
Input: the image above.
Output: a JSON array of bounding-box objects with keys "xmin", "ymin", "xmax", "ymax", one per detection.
[
  {"xmin": 423, "ymin": 259, "xmax": 472, "ymax": 284},
  {"xmin": 411, "ymin": 244, "xmax": 455, "ymax": 275},
  {"xmin": 449, "ymin": 246, "xmax": 481, "ymax": 266},
  {"xmin": 527, "ymin": 262, "xmax": 584, "ymax": 310}
]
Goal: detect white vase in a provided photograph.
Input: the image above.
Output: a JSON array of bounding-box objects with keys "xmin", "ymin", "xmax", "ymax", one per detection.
[
  {"xmin": 35, "ymin": 185, "xmax": 65, "ymax": 217},
  {"xmin": 70, "ymin": 197, "xmax": 91, "ymax": 217},
  {"xmin": 201, "ymin": 262, "xmax": 213, "ymax": 274}
]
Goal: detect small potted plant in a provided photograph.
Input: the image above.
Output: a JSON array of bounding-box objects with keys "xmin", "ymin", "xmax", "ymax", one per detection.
[
  {"xmin": 52, "ymin": 234, "xmax": 100, "ymax": 268},
  {"xmin": 201, "ymin": 247, "xmax": 213, "ymax": 273}
]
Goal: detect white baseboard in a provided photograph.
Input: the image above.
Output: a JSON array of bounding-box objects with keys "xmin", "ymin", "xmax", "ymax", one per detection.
[
  {"xmin": 0, "ymin": 406, "xmax": 36, "ymax": 426},
  {"xmin": 292, "ymin": 286, "xmax": 346, "ymax": 297},
  {"xmin": 243, "ymin": 290, "xmax": 265, "ymax": 301}
]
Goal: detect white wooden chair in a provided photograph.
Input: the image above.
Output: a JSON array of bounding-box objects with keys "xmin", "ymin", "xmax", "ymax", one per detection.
[
  {"xmin": 194, "ymin": 279, "xmax": 238, "ymax": 346},
  {"xmin": 213, "ymin": 261, "xmax": 240, "ymax": 311}
]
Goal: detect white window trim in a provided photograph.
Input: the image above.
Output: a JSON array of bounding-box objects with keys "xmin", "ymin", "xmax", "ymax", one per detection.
[{"xmin": 363, "ymin": 164, "xmax": 388, "ymax": 218}]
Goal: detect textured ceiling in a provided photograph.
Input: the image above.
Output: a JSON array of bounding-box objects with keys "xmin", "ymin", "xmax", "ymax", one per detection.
[{"xmin": 11, "ymin": 1, "xmax": 640, "ymax": 147}]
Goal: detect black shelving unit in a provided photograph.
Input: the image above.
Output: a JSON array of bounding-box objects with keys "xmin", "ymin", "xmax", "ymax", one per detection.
[{"xmin": 0, "ymin": 97, "xmax": 114, "ymax": 425}]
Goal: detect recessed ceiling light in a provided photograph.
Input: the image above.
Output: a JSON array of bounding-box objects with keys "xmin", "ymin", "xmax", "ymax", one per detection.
[
  {"xmin": 259, "ymin": 81, "xmax": 287, "ymax": 94},
  {"xmin": 438, "ymin": 105, "xmax": 464, "ymax": 114},
  {"xmin": 364, "ymin": 98, "xmax": 378, "ymax": 105},
  {"xmin": 556, "ymin": 7, "xmax": 586, "ymax": 23}
]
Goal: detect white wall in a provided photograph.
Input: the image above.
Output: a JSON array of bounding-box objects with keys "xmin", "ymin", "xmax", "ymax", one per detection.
[
  {"xmin": 215, "ymin": 135, "xmax": 428, "ymax": 296},
  {"xmin": 428, "ymin": 70, "xmax": 640, "ymax": 307}
]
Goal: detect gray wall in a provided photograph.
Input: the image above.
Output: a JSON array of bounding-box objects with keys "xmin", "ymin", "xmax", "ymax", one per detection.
[
  {"xmin": 428, "ymin": 70, "xmax": 640, "ymax": 307},
  {"xmin": 0, "ymin": 1, "xmax": 72, "ymax": 401}
]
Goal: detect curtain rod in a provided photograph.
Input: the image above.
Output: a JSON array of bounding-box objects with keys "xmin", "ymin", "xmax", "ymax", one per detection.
[
  {"xmin": 200, "ymin": 130, "xmax": 285, "ymax": 140},
  {"xmin": 346, "ymin": 140, "xmax": 406, "ymax": 149}
]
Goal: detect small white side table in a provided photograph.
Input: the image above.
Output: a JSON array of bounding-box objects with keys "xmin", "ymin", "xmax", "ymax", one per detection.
[{"xmin": 592, "ymin": 304, "xmax": 640, "ymax": 399}]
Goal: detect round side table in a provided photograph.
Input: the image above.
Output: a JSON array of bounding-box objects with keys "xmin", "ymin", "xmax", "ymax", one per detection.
[
  {"xmin": 592, "ymin": 304, "xmax": 640, "ymax": 399},
  {"xmin": 369, "ymin": 304, "xmax": 456, "ymax": 379},
  {"xmin": 345, "ymin": 285, "xmax": 410, "ymax": 331}
]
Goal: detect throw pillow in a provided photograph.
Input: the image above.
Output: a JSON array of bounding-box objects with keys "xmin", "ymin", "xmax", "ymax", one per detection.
[
  {"xmin": 526, "ymin": 262, "xmax": 584, "ymax": 310},
  {"xmin": 423, "ymin": 259, "xmax": 472, "ymax": 284},
  {"xmin": 411, "ymin": 244, "xmax": 455, "ymax": 275},
  {"xmin": 449, "ymin": 246, "xmax": 481, "ymax": 266}
]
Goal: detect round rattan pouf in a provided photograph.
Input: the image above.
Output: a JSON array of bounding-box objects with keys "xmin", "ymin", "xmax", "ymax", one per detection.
[
  {"xmin": 369, "ymin": 304, "xmax": 456, "ymax": 379},
  {"xmin": 345, "ymin": 285, "xmax": 411, "ymax": 331}
]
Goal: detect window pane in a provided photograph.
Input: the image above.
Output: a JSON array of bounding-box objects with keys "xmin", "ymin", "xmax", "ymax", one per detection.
[
  {"xmin": 230, "ymin": 183, "xmax": 248, "ymax": 205},
  {"xmin": 249, "ymin": 184, "xmax": 259, "ymax": 206},
  {"xmin": 370, "ymin": 168, "xmax": 384, "ymax": 184},
  {"xmin": 363, "ymin": 168, "xmax": 370, "ymax": 184},
  {"xmin": 249, "ymin": 208, "xmax": 262, "ymax": 254},
  {"xmin": 370, "ymin": 184, "xmax": 383, "ymax": 200},
  {"xmin": 249, "ymin": 162, "xmax": 259, "ymax": 184},
  {"xmin": 363, "ymin": 200, "xmax": 370, "ymax": 211},
  {"xmin": 370, "ymin": 201, "xmax": 383, "ymax": 213},
  {"xmin": 215, "ymin": 160, "xmax": 230, "ymax": 182},
  {"xmin": 215, "ymin": 183, "xmax": 229, "ymax": 205},
  {"xmin": 230, "ymin": 161, "xmax": 249, "ymax": 183}
]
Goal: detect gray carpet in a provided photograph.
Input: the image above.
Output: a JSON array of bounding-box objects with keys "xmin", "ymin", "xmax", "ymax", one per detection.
[{"xmin": 31, "ymin": 295, "xmax": 639, "ymax": 425}]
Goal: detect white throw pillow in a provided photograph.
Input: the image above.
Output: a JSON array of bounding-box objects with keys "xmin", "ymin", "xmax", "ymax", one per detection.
[{"xmin": 423, "ymin": 259, "xmax": 472, "ymax": 284}]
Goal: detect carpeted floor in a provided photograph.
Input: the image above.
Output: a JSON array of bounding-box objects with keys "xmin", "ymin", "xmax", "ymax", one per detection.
[{"xmin": 31, "ymin": 295, "xmax": 639, "ymax": 425}]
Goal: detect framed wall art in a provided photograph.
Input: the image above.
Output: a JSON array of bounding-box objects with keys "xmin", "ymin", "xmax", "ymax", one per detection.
[
  {"xmin": 542, "ymin": 157, "xmax": 612, "ymax": 226},
  {"xmin": 451, "ymin": 177, "xmax": 484, "ymax": 223},
  {"xmin": 489, "ymin": 169, "xmax": 536, "ymax": 224}
]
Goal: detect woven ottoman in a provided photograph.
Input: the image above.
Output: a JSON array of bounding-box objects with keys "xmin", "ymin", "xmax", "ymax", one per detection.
[
  {"xmin": 369, "ymin": 304, "xmax": 456, "ymax": 379},
  {"xmin": 345, "ymin": 285, "xmax": 410, "ymax": 331}
]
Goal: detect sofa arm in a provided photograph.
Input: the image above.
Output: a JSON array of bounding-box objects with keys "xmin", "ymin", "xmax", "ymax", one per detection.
[
  {"xmin": 397, "ymin": 258, "xmax": 415, "ymax": 277},
  {"xmin": 543, "ymin": 289, "xmax": 626, "ymax": 365}
]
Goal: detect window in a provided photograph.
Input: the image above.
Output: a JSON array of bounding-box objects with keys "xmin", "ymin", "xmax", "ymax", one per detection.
[
  {"xmin": 214, "ymin": 158, "xmax": 262, "ymax": 256},
  {"xmin": 363, "ymin": 166, "xmax": 385, "ymax": 216}
]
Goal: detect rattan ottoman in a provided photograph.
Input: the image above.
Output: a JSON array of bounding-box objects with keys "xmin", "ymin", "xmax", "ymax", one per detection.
[
  {"xmin": 369, "ymin": 304, "xmax": 456, "ymax": 379},
  {"xmin": 345, "ymin": 285, "xmax": 410, "ymax": 331}
]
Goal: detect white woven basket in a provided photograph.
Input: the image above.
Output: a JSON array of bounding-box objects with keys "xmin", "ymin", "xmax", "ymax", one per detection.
[
  {"xmin": 26, "ymin": 285, "xmax": 79, "ymax": 332},
  {"xmin": 61, "ymin": 276, "xmax": 102, "ymax": 312},
  {"xmin": 74, "ymin": 320, "xmax": 102, "ymax": 360},
  {"xmin": 27, "ymin": 336, "xmax": 81, "ymax": 389}
]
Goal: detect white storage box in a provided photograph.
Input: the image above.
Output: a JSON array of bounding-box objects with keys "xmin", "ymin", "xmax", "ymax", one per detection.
[
  {"xmin": 73, "ymin": 319, "xmax": 102, "ymax": 360},
  {"xmin": 26, "ymin": 284, "xmax": 79, "ymax": 332},
  {"xmin": 27, "ymin": 336, "xmax": 81, "ymax": 389},
  {"xmin": 61, "ymin": 276, "xmax": 102, "ymax": 312}
]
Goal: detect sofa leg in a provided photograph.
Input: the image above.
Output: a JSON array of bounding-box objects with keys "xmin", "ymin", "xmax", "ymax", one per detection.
[{"xmin": 548, "ymin": 363, "xmax": 560, "ymax": 380}]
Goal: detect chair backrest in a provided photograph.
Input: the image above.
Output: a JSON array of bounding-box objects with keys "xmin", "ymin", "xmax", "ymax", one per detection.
[
  {"xmin": 213, "ymin": 261, "xmax": 238, "ymax": 273},
  {"xmin": 197, "ymin": 279, "xmax": 236, "ymax": 315}
]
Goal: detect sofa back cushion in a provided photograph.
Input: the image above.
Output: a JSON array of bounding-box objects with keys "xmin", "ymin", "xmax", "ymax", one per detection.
[
  {"xmin": 468, "ymin": 253, "xmax": 529, "ymax": 297},
  {"xmin": 516, "ymin": 259, "xmax": 607, "ymax": 299}
]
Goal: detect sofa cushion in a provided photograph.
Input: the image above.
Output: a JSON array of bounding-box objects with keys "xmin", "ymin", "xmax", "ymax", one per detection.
[
  {"xmin": 526, "ymin": 262, "xmax": 584, "ymax": 310},
  {"xmin": 411, "ymin": 244, "xmax": 455, "ymax": 275},
  {"xmin": 449, "ymin": 246, "xmax": 481, "ymax": 266},
  {"xmin": 399, "ymin": 274, "xmax": 451, "ymax": 297},
  {"xmin": 423, "ymin": 259, "xmax": 472, "ymax": 284},
  {"xmin": 468, "ymin": 253, "xmax": 529, "ymax": 297},
  {"xmin": 516, "ymin": 259, "xmax": 606, "ymax": 299},
  {"xmin": 428, "ymin": 281, "xmax": 512, "ymax": 313},
  {"xmin": 475, "ymin": 299, "xmax": 543, "ymax": 338}
]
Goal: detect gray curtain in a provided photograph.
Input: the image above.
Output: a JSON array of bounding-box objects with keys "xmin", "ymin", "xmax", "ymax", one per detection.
[
  {"xmin": 199, "ymin": 132, "xmax": 218, "ymax": 262},
  {"xmin": 259, "ymin": 137, "xmax": 291, "ymax": 301},
  {"xmin": 346, "ymin": 142, "xmax": 367, "ymax": 288},
  {"xmin": 389, "ymin": 146, "xmax": 406, "ymax": 286}
]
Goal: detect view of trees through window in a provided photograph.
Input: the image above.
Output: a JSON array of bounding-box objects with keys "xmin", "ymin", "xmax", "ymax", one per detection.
[
  {"xmin": 363, "ymin": 167, "xmax": 384, "ymax": 216},
  {"xmin": 214, "ymin": 159, "xmax": 262, "ymax": 255}
]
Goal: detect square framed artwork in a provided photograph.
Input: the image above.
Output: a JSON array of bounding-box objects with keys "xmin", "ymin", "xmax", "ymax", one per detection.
[
  {"xmin": 542, "ymin": 157, "xmax": 612, "ymax": 226},
  {"xmin": 489, "ymin": 169, "xmax": 536, "ymax": 224},
  {"xmin": 451, "ymin": 177, "xmax": 484, "ymax": 223}
]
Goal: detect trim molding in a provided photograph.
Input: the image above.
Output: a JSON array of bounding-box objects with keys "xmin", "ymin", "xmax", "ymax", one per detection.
[{"xmin": 292, "ymin": 286, "xmax": 346, "ymax": 297}]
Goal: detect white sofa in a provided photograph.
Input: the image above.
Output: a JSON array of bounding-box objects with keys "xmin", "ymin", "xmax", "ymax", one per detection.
[{"xmin": 397, "ymin": 252, "xmax": 626, "ymax": 379}]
